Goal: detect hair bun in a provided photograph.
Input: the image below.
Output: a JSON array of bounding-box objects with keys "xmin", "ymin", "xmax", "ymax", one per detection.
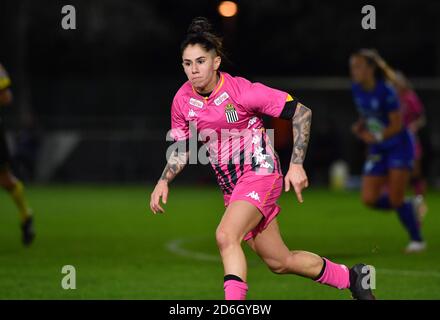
[{"xmin": 187, "ymin": 17, "xmax": 213, "ymax": 35}]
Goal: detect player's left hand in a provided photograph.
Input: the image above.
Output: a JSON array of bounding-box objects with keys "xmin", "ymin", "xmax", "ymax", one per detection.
[
  {"xmin": 284, "ymin": 163, "xmax": 309, "ymax": 203},
  {"xmin": 150, "ymin": 180, "xmax": 169, "ymax": 214}
]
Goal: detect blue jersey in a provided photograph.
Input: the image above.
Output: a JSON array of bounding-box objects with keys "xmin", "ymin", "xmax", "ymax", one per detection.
[{"xmin": 351, "ymin": 80, "xmax": 407, "ymax": 149}]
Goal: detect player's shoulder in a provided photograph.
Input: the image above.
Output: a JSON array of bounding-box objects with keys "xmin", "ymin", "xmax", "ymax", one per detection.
[
  {"xmin": 378, "ymin": 80, "xmax": 398, "ymax": 105},
  {"xmin": 222, "ymin": 72, "xmax": 253, "ymax": 96},
  {"xmin": 224, "ymin": 72, "xmax": 272, "ymax": 108},
  {"xmin": 378, "ymin": 80, "xmax": 396, "ymax": 95},
  {"xmin": 404, "ymin": 88, "xmax": 418, "ymax": 100},
  {"xmin": 404, "ymin": 89, "xmax": 423, "ymax": 108},
  {"xmin": 376, "ymin": 80, "xmax": 399, "ymax": 109}
]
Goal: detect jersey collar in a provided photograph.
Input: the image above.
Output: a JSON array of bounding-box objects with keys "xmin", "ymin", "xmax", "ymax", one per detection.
[{"xmin": 192, "ymin": 72, "xmax": 225, "ymax": 101}]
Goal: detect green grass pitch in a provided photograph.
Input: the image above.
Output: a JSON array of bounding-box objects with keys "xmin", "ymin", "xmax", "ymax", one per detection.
[{"xmin": 0, "ymin": 185, "xmax": 439, "ymax": 299}]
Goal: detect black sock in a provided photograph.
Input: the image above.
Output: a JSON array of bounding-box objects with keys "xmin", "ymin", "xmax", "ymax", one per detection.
[
  {"xmin": 224, "ymin": 274, "xmax": 243, "ymax": 282},
  {"xmin": 313, "ymin": 258, "xmax": 327, "ymax": 280}
]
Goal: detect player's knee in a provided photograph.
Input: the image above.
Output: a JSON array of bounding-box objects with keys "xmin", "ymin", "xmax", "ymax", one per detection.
[
  {"xmin": 267, "ymin": 255, "xmax": 295, "ymax": 275},
  {"xmin": 215, "ymin": 228, "xmax": 240, "ymax": 252},
  {"xmin": 361, "ymin": 194, "xmax": 377, "ymax": 208},
  {"xmin": 267, "ymin": 259, "xmax": 287, "ymax": 274},
  {"xmin": 0, "ymin": 170, "xmax": 10, "ymax": 188},
  {"xmin": 0, "ymin": 170, "xmax": 15, "ymax": 190}
]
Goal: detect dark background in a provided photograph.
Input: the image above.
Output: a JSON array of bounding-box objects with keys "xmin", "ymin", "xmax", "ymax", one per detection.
[{"xmin": 0, "ymin": 0, "xmax": 439, "ymax": 186}]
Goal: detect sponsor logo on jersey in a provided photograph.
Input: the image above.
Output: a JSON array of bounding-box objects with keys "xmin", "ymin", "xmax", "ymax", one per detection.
[
  {"xmin": 225, "ymin": 104, "xmax": 239, "ymax": 123},
  {"xmin": 246, "ymin": 191, "xmax": 261, "ymax": 202},
  {"xmin": 214, "ymin": 92, "xmax": 229, "ymax": 106},
  {"xmin": 189, "ymin": 98, "xmax": 204, "ymax": 109},
  {"xmin": 188, "ymin": 109, "xmax": 198, "ymax": 118}
]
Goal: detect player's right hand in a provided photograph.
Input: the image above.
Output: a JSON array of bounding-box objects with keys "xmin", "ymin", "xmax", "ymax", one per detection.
[
  {"xmin": 150, "ymin": 180, "xmax": 169, "ymax": 214},
  {"xmin": 284, "ymin": 163, "xmax": 309, "ymax": 203}
]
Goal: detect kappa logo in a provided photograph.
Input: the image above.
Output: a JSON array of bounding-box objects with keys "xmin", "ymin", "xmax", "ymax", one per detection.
[
  {"xmin": 259, "ymin": 161, "xmax": 273, "ymax": 169},
  {"xmin": 225, "ymin": 104, "xmax": 239, "ymax": 123},
  {"xmin": 188, "ymin": 109, "xmax": 198, "ymax": 118},
  {"xmin": 247, "ymin": 117, "xmax": 258, "ymax": 128},
  {"xmin": 189, "ymin": 98, "xmax": 204, "ymax": 109},
  {"xmin": 246, "ymin": 191, "xmax": 260, "ymax": 202},
  {"xmin": 214, "ymin": 92, "xmax": 229, "ymax": 106}
]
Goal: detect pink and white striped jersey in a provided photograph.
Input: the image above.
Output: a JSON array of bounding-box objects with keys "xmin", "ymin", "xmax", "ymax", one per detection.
[{"xmin": 170, "ymin": 72, "xmax": 290, "ymax": 194}]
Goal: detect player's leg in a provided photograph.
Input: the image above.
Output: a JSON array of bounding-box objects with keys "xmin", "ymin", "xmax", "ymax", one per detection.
[
  {"xmin": 216, "ymin": 200, "xmax": 262, "ymax": 300},
  {"xmin": 247, "ymin": 218, "xmax": 323, "ymax": 277},
  {"xmin": 0, "ymin": 130, "xmax": 35, "ymax": 245},
  {"xmin": 388, "ymin": 168, "xmax": 425, "ymax": 252},
  {"xmin": 388, "ymin": 133, "xmax": 425, "ymax": 252},
  {"xmin": 410, "ymin": 140, "xmax": 427, "ymax": 197},
  {"xmin": 410, "ymin": 156, "xmax": 428, "ymax": 219},
  {"xmin": 246, "ymin": 218, "xmax": 375, "ymax": 300},
  {"xmin": 361, "ymin": 151, "xmax": 391, "ymax": 211},
  {"xmin": 361, "ymin": 175, "xmax": 389, "ymax": 210},
  {"xmin": 411, "ymin": 159, "xmax": 425, "ymax": 196},
  {"xmin": 0, "ymin": 167, "xmax": 31, "ymax": 221}
]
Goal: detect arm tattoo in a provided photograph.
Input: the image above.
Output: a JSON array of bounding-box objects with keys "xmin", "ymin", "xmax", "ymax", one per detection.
[
  {"xmin": 291, "ymin": 103, "xmax": 312, "ymax": 164},
  {"xmin": 159, "ymin": 150, "xmax": 189, "ymax": 183}
]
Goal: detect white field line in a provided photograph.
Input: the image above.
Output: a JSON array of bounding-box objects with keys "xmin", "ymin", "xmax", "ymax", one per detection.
[{"xmin": 166, "ymin": 238, "xmax": 440, "ymax": 278}]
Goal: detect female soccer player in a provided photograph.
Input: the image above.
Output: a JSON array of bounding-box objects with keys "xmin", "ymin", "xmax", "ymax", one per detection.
[
  {"xmin": 0, "ymin": 63, "xmax": 35, "ymax": 246},
  {"xmin": 349, "ymin": 49, "xmax": 425, "ymax": 253},
  {"xmin": 150, "ymin": 17, "xmax": 375, "ymax": 300}
]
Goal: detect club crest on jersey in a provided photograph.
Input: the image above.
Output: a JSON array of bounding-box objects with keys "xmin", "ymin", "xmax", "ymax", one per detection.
[
  {"xmin": 214, "ymin": 92, "xmax": 229, "ymax": 106},
  {"xmin": 224, "ymin": 104, "xmax": 239, "ymax": 123},
  {"xmin": 189, "ymin": 98, "xmax": 204, "ymax": 108}
]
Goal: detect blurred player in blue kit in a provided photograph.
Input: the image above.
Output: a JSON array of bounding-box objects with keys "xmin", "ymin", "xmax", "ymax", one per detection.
[{"xmin": 349, "ymin": 50, "xmax": 425, "ymax": 253}]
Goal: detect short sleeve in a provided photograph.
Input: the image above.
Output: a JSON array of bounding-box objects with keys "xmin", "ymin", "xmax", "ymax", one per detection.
[
  {"xmin": 240, "ymin": 82, "xmax": 289, "ymax": 118},
  {"xmin": 0, "ymin": 64, "xmax": 11, "ymax": 90},
  {"xmin": 170, "ymin": 96, "xmax": 190, "ymax": 142},
  {"xmin": 383, "ymin": 84, "xmax": 399, "ymax": 112}
]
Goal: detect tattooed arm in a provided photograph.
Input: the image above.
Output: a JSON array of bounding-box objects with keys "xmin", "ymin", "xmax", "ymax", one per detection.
[
  {"xmin": 159, "ymin": 149, "xmax": 190, "ymax": 184},
  {"xmin": 290, "ymin": 103, "xmax": 312, "ymax": 164},
  {"xmin": 284, "ymin": 103, "xmax": 312, "ymax": 203},
  {"xmin": 150, "ymin": 148, "xmax": 190, "ymax": 214}
]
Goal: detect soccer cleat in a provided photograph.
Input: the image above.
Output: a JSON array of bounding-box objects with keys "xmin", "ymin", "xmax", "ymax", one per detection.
[
  {"xmin": 404, "ymin": 241, "xmax": 426, "ymax": 254},
  {"xmin": 413, "ymin": 195, "xmax": 428, "ymax": 225},
  {"xmin": 21, "ymin": 215, "xmax": 35, "ymax": 246},
  {"xmin": 349, "ymin": 264, "xmax": 376, "ymax": 300}
]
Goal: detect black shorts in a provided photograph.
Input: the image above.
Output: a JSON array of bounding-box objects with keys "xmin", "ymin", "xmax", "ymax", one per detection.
[{"xmin": 0, "ymin": 122, "xmax": 11, "ymax": 169}]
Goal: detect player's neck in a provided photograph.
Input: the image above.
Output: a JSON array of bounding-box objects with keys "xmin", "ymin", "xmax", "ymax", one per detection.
[
  {"xmin": 361, "ymin": 78, "xmax": 376, "ymax": 91},
  {"xmin": 196, "ymin": 72, "xmax": 220, "ymax": 96}
]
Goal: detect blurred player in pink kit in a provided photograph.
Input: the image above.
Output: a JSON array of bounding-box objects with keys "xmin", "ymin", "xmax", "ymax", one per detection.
[
  {"xmin": 393, "ymin": 71, "xmax": 428, "ymax": 204},
  {"xmin": 150, "ymin": 17, "xmax": 375, "ymax": 300}
]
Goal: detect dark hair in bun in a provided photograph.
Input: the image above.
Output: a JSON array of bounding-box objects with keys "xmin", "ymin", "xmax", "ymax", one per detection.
[{"xmin": 181, "ymin": 17, "xmax": 224, "ymax": 57}]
